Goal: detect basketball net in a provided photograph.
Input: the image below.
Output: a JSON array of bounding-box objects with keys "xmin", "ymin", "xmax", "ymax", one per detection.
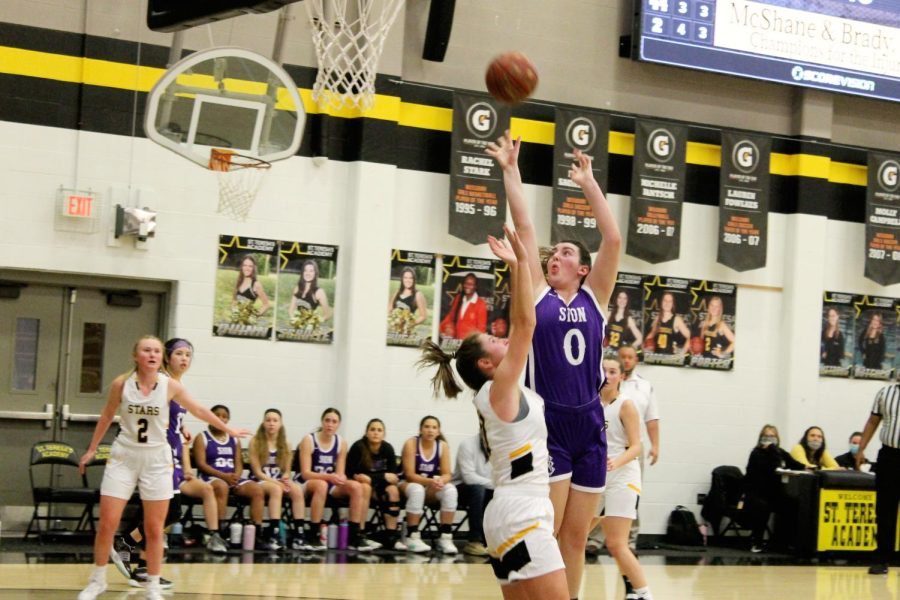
[
  {"xmin": 209, "ymin": 149, "xmax": 272, "ymax": 221},
  {"xmin": 305, "ymin": 0, "xmax": 405, "ymax": 112}
]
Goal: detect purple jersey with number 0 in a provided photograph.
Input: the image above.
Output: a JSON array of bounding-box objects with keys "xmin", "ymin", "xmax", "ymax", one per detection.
[{"xmin": 526, "ymin": 285, "xmax": 606, "ymax": 410}]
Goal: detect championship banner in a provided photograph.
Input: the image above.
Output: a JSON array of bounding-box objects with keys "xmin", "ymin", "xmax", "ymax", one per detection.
[
  {"xmin": 626, "ymin": 120, "xmax": 687, "ymax": 264},
  {"xmin": 438, "ymin": 254, "xmax": 494, "ymax": 353},
  {"xmin": 551, "ymin": 108, "xmax": 609, "ymax": 248},
  {"xmin": 820, "ymin": 291, "xmax": 855, "ymax": 378},
  {"xmin": 852, "ymin": 295, "xmax": 896, "ymax": 380},
  {"xmin": 213, "ymin": 235, "xmax": 278, "ymax": 340},
  {"xmin": 865, "ymin": 152, "xmax": 900, "ymax": 286},
  {"xmin": 641, "ymin": 276, "xmax": 692, "ymax": 366},
  {"xmin": 490, "ymin": 260, "xmax": 511, "ymax": 340},
  {"xmin": 604, "ymin": 272, "xmax": 645, "ymax": 355},
  {"xmin": 386, "ymin": 250, "xmax": 435, "ymax": 348},
  {"xmin": 688, "ymin": 280, "xmax": 737, "ymax": 370},
  {"xmin": 449, "ymin": 93, "xmax": 511, "ymax": 244},
  {"xmin": 275, "ymin": 242, "xmax": 338, "ymax": 344},
  {"xmin": 717, "ymin": 131, "xmax": 770, "ymax": 272}
]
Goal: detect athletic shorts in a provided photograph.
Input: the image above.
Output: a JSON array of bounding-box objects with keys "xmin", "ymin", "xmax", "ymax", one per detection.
[
  {"xmin": 101, "ymin": 441, "xmax": 174, "ymax": 502},
  {"xmin": 199, "ymin": 473, "xmax": 254, "ymax": 488},
  {"xmin": 598, "ymin": 458, "xmax": 640, "ymax": 519},
  {"xmin": 300, "ymin": 479, "xmax": 335, "ymax": 495},
  {"xmin": 484, "ymin": 487, "xmax": 564, "ymax": 584},
  {"xmin": 545, "ymin": 401, "xmax": 607, "ymax": 492}
]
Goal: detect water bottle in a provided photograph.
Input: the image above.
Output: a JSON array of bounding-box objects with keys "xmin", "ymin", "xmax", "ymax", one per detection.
[
  {"xmin": 242, "ymin": 523, "xmax": 256, "ymax": 551},
  {"xmin": 338, "ymin": 521, "xmax": 348, "ymax": 549},
  {"xmin": 327, "ymin": 523, "xmax": 338, "ymax": 549},
  {"xmin": 170, "ymin": 522, "xmax": 183, "ymax": 547},
  {"xmin": 278, "ymin": 520, "xmax": 287, "ymax": 545},
  {"xmin": 319, "ymin": 523, "xmax": 328, "ymax": 547},
  {"xmin": 229, "ymin": 522, "xmax": 243, "ymax": 548}
]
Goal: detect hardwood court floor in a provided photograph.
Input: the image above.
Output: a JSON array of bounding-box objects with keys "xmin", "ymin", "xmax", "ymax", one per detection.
[{"xmin": 0, "ymin": 558, "xmax": 897, "ymax": 600}]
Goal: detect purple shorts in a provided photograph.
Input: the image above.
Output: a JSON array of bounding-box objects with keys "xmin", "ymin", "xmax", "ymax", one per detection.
[{"xmin": 545, "ymin": 401, "xmax": 607, "ymax": 492}]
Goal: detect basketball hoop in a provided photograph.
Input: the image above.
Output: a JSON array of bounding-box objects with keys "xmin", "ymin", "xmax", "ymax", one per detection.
[
  {"xmin": 209, "ymin": 149, "xmax": 272, "ymax": 221},
  {"xmin": 305, "ymin": 0, "xmax": 405, "ymax": 112}
]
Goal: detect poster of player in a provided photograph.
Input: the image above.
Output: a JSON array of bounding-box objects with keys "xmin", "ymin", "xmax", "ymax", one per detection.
[
  {"xmin": 853, "ymin": 295, "xmax": 896, "ymax": 380},
  {"xmin": 819, "ymin": 291, "xmax": 855, "ymax": 378},
  {"xmin": 642, "ymin": 276, "xmax": 692, "ymax": 366},
  {"xmin": 605, "ymin": 272, "xmax": 645, "ymax": 355},
  {"xmin": 275, "ymin": 241, "xmax": 338, "ymax": 344},
  {"xmin": 386, "ymin": 250, "xmax": 435, "ymax": 348},
  {"xmin": 438, "ymin": 255, "xmax": 495, "ymax": 353},
  {"xmin": 213, "ymin": 235, "xmax": 278, "ymax": 340},
  {"xmin": 688, "ymin": 280, "xmax": 737, "ymax": 370},
  {"xmin": 489, "ymin": 260, "xmax": 511, "ymax": 340}
]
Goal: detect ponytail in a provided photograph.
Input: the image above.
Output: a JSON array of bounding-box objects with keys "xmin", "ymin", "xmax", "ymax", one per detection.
[{"xmin": 417, "ymin": 334, "xmax": 489, "ymax": 398}]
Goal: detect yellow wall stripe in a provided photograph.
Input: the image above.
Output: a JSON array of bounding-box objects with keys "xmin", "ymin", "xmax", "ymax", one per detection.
[{"xmin": 0, "ymin": 45, "xmax": 868, "ymax": 186}]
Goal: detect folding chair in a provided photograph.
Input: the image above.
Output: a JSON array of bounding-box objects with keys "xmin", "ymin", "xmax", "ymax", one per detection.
[{"xmin": 25, "ymin": 441, "xmax": 99, "ymax": 540}]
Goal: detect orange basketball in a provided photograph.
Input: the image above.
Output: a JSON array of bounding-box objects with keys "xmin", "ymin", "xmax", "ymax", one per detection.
[
  {"xmin": 690, "ymin": 336, "xmax": 704, "ymax": 355},
  {"xmin": 642, "ymin": 336, "xmax": 656, "ymax": 353},
  {"xmin": 485, "ymin": 52, "xmax": 538, "ymax": 105}
]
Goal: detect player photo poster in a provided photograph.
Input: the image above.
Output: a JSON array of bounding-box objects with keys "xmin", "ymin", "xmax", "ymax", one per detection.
[
  {"xmin": 627, "ymin": 120, "xmax": 687, "ymax": 264},
  {"xmin": 717, "ymin": 131, "xmax": 770, "ymax": 272},
  {"xmin": 605, "ymin": 272, "xmax": 645, "ymax": 355},
  {"xmin": 386, "ymin": 250, "xmax": 435, "ymax": 348},
  {"xmin": 551, "ymin": 108, "xmax": 610, "ymax": 248},
  {"xmin": 489, "ymin": 260, "xmax": 511, "ymax": 340},
  {"xmin": 865, "ymin": 152, "xmax": 900, "ymax": 286},
  {"xmin": 275, "ymin": 242, "xmax": 338, "ymax": 344},
  {"xmin": 449, "ymin": 93, "xmax": 511, "ymax": 244},
  {"xmin": 214, "ymin": 236, "xmax": 278, "ymax": 340},
  {"xmin": 642, "ymin": 276, "xmax": 692, "ymax": 366},
  {"xmin": 438, "ymin": 254, "xmax": 495, "ymax": 353},
  {"xmin": 820, "ymin": 292, "xmax": 855, "ymax": 378},
  {"xmin": 688, "ymin": 280, "xmax": 737, "ymax": 370},
  {"xmin": 853, "ymin": 295, "xmax": 896, "ymax": 380}
]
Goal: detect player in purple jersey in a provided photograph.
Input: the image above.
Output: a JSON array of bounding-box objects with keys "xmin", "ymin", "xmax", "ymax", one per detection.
[{"xmin": 488, "ymin": 131, "xmax": 621, "ymax": 599}]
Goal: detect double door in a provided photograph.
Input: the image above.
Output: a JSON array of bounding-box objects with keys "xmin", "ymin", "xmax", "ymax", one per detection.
[{"xmin": 0, "ymin": 276, "xmax": 165, "ymax": 507}]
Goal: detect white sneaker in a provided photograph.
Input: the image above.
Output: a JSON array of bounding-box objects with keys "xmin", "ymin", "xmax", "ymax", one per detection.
[
  {"xmin": 145, "ymin": 581, "xmax": 163, "ymax": 600},
  {"xmin": 362, "ymin": 537, "xmax": 382, "ymax": 550},
  {"xmin": 206, "ymin": 532, "xmax": 228, "ymax": 554},
  {"xmin": 437, "ymin": 533, "xmax": 458, "ymax": 555},
  {"xmin": 78, "ymin": 577, "xmax": 107, "ymax": 600},
  {"xmin": 406, "ymin": 532, "xmax": 431, "ymax": 553},
  {"xmin": 392, "ymin": 538, "xmax": 409, "ymax": 551}
]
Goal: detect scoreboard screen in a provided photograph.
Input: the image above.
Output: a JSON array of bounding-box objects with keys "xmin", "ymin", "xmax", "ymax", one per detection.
[{"xmin": 634, "ymin": 0, "xmax": 900, "ymax": 103}]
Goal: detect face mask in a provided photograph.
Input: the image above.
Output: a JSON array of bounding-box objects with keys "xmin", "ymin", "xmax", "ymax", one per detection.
[
  {"xmin": 807, "ymin": 440, "xmax": 823, "ymax": 451},
  {"xmin": 849, "ymin": 443, "xmax": 859, "ymax": 455},
  {"xmin": 759, "ymin": 436, "xmax": 777, "ymax": 447}
]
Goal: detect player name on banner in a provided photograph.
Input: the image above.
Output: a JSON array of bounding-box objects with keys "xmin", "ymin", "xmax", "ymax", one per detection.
[
  {"xmin": 853, "ymin": 295, "xmax": 896, "ymax": 381},
  {"xmin": 386, "ymin": 250, "xmax": 436, "ymax": 348},
  {"xmin": 820, "ymin": 291, "xmax": 855, "ymax": 378},
  {"xmin": 213, "ymin": 235, "xmax": 278, "ymax": 340},
  {"xmin": 551, "ymin": 108, "xmax": 610, "ymax": 247},
  {"xmin": 627, "ymin": 120, "xmax": 687, "ymax": 264},
  {"xmin": 866, "ymin": 152, "xmax": 900, "ymax": 285},
  {"xmin": 449, "ymin": 93, "xmax": 511, "ymax": 244},
  {"xmin": 642, "ymin": 276, "xmax": 692, "ymax": 366},
  {"xmin": 717, "ymin": 131, "xmax": 770, "ymax": 272},
  {"xmin": 688, "ymin": 280, "xmax": 737, "ymax": 371},
  {"xmin": 438, "ymin": 255, "xmax": 495, "ymax": 353},
  {"xmin": 275, "ymin": 242, "xmax": 338, "ymax": 344},
  {"xmin": 605, "ymin": 272, "xmax": 645, "ymax": 355}
]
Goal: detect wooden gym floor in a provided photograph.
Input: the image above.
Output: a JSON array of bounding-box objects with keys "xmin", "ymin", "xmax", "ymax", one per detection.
[{"xmin": 0, "ymin": 546, "xmax": 896, "ymax": 600}]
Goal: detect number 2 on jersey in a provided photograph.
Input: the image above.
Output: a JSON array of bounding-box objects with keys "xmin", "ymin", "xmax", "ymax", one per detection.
[{"xmin": 137, "ymin": 418, "xmax": 148, "ymax": 444}]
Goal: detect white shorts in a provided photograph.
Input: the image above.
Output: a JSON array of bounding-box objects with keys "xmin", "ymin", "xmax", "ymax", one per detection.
[
  {"xmin": 100, "ymin": 441, "xmax": 174, "ymax": 502},
  {"xmin": 598, "ymin": 458, "xmax": 641, "ymax": 519},
  {"xmin": 484, "ymin": 489, "xmax": 564, "ymax": 584}
]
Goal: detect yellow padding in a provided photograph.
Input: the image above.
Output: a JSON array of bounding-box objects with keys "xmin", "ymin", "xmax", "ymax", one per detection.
[
  {"xmin": 627, "ymin": 483, "xmax": 642, "ymax": 495},
  {"xmin": 508, "ymin": 444, "xmax": 532, "ymax": 460},
  {"xmin": 493, "ymin": 522, "xmax": 540, "ymax": 557}
]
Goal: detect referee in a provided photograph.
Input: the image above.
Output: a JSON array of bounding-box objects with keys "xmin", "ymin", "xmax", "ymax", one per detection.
[{"xmin": 857, "ymin": 382, "xmax": 900, "ymax": 575}]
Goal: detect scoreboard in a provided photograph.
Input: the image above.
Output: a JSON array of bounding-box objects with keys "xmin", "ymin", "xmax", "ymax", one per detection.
[{"xmin": 634, "ymin": 0, "xmax": 900, "ymax": 103}]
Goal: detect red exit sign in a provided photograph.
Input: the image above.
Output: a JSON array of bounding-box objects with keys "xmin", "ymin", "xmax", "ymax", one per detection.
[{"xmin": 63, "ymin": 194, "xmax": 94, "ymax": 218}]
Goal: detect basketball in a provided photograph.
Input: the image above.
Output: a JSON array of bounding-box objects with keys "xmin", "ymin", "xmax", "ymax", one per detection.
[
  {"xmin": 485, "ymin": 52, "xmax": 538, "ymax": 105},
  {"xmin": 643, "ymin": 336, "xmax": 656, "ymax": 353},
  {"xmin": 690, "ymin": 336, "xmax": 704, "ymax": 355}
]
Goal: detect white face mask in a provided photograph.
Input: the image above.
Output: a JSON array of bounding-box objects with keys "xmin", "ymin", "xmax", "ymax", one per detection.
[
  {"xmin": 759, "ymin": 436, "xmax": 777, "ymax": 447},
  {"xmin": 807, "ymin": 440, "xmax": 823, "ymax": 451}
]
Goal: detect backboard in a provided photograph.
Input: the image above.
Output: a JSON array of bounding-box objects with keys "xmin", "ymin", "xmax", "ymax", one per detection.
[{"xmin": 144, "ymin": 47, "xmax": 305, "ymax": 168}]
